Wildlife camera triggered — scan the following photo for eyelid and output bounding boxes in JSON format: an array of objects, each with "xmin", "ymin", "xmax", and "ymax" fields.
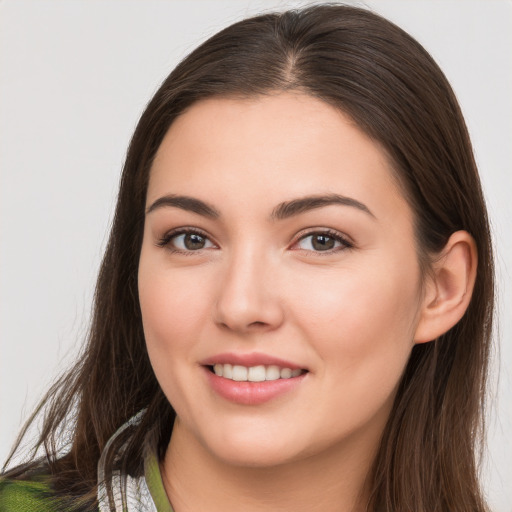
[
  {"xmin": 155, "ymin": 226, "xmax": 352, "ymax": 254},
  {"xmin": 156, "ymin": 226, "xmax": 218, "ymax": 252},
  {"xmin": 290, "ymin": 228, "xmax": 353, "ymax": 252}
]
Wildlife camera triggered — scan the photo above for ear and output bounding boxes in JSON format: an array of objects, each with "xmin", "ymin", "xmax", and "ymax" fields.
[{"xmin": 414, "ymin": 230, "xmax": 477, "ymax": 344}]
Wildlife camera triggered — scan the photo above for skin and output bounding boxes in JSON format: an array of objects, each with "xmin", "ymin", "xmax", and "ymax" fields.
[{"xmin": 137, "ymin": 93, "xmax": 477, "ymax": 512}]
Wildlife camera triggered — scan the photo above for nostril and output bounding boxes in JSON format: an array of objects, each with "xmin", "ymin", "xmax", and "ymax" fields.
[{"xmin": 248, "ymin": 321, "xmax": 267, "ymax": 328}]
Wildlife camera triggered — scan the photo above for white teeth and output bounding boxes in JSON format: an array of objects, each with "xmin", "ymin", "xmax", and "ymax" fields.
[
  {"xmin": 223, "ymin": 363, "xmax": 233, "ymax": 379},
  {"xmin": 232, "ymin": 365, "xmax": 248, "ymax": 381},
  {"xmin": 212, "ymin": 363, "xmax": 303, "ymax": 382},
  {"xmin": 280, "ymin": 368, "xmax": 292, "ymax": 379},
  {"xmin": 266, "ymin": 365, "xmax": 281, "ymax": 381},
  {"xmin": 248, "ymin": 365, "xmax": 266, "ymax": 382}
]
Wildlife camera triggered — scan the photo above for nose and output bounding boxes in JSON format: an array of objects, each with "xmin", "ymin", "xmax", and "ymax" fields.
[{"xmin": 213, "ymin": 248, "xmax": 284, "ymax": 334}]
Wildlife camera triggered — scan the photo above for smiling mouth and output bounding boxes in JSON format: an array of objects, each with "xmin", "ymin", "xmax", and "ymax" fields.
[{"xmin": 209, "ymin": 364, "xmax": 306, "ymax": 382}]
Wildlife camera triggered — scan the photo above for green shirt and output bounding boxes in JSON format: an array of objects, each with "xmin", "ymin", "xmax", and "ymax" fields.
[
  {"xmin": 1, "ymin": 414, "xmax": 174, "ymax": 512},
  {"xmin": 0, "ymin": 449, "xmax": 172, "ymax": 512},
  {"xmin": 0, "ymin": 471, "xmax": 60, "ymax": 512}
]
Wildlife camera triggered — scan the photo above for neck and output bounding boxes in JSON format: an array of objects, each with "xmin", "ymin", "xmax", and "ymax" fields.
[{"xmin": 161, "ymin": 419, "xmax": 378, "ymax": 512}]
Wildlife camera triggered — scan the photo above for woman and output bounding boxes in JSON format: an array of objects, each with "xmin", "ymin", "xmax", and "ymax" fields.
[{"xmin": 0, "ymin": 4, "xmax": 494, "ymax": 511}]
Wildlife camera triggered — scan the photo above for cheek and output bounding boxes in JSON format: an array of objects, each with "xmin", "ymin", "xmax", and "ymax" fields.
[
  {"xmin": 138, "ymin": 259, "xmax": 213, "ymax": 417},
  {"xmin": 295, "ymin": 260, "xmax": 418, "ymax": 326},
  {"xmin": 138, "ymin": 253, "xmax": 213, "ymax": 380},
  {"xmin": 139, "ymin": 257, "xmax": 206, "ymax": 337},
  {"xmin": 288, "ymin": 261, "xmax": 421, "ymax": 439},
  {"xmin": 289, "ymin": 257, "xmax": 421, "ymax": 379}
]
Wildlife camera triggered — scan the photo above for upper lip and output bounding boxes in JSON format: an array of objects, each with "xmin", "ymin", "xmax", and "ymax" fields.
[{"xmin": 200, "ymin": 352, "xmax": 306, "ymax": 370}]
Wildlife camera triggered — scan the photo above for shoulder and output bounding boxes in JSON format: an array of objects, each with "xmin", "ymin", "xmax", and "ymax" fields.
[
  {"xmin": 0, "ymin": 473, "xmax": 56, "ymax": 512},
  {"xmin": 0, "ymin": 471, "xmax": 97, "ymax": 512}
]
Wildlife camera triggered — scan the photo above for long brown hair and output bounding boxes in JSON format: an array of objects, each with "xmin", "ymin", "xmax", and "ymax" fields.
[{"xmin": 4, "ymin": 5, "xmax": 494, "ymax": 511}]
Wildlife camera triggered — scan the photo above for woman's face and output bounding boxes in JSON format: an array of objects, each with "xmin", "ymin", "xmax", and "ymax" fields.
[{"xmin": 138, "ymin": 93, "xmax": 426, "ymax": 468}]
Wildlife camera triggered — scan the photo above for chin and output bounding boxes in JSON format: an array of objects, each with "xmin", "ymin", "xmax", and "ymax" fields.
[
  {"xmin": 212, "ymin": 442, "xmax": 301, "ymax": 469},
  {"xmin": 197, "ymin": 423, "xmax": 308, "ymax": 469}
]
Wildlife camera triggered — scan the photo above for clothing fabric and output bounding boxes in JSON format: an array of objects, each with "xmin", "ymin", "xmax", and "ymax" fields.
[
  {"xmin": 0, "ymin": 413, "xmax": 173, "ymax": 512},
  {"xmin": 0, "ymin": 472, "xmax": 58, "ymax": 512}
]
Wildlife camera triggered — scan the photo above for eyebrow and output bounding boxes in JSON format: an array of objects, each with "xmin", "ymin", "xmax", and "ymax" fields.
[
  {"xmin": 146, "ymin": 195, "xmax": 220, "ymax": 218},
  {"xmin": 146, "ymin": 193, "xmax": 375, "ymax": 220},
  {"xmin": 271, "ymin": 194, "xmax": 375, "ymax": 220}
]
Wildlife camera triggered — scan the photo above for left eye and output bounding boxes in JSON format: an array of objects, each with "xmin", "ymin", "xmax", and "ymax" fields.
[
  {"xmin": 295, "ymin": 233, "xmax": 348, "ymax": 252},
  {"xmin": 170, "ymin": 232, "xmax": 215, "ymax": 251}
]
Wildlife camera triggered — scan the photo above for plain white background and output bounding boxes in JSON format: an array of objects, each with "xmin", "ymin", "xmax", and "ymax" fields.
[{"xmin": 1, "ymin": 0, "xmax": 510, "ymax": 509}]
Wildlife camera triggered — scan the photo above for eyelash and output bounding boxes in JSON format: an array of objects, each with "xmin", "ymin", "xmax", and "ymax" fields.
[
  {"xmin": 156, "ymin": 227, "xmax": 353, "ymax": 254},
  {"xmin": 292, "ymin": 229, "xmax": 353, "ymax": 254},
  {"xmin": 156, "ymin": 227, "xmax": 214, "ymax": 255}
]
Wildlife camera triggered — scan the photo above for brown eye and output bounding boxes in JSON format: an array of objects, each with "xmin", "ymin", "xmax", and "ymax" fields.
[
  {"xmin": 163, "ymin": 231, "xmax": 215, "ymax": 251},
  {"xmin": 183, "ymin": 233, "xmax": 207, "ymax": 250},
  {"xmin": 295, "ymin": 231, "xmax": 350, "ymax": 252},
  {"xmin": 311, "ymin": 234, "xmax": 335, "ymax": 251}
]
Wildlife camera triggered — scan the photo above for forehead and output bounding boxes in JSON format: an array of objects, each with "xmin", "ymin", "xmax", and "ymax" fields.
[
  {"xmin": 153, "ymin": 93, "xmax": 386, "ymax": 170},
  {"xmin": 148, "ymin": 93, "xmax": 409, "ymax": 223}
]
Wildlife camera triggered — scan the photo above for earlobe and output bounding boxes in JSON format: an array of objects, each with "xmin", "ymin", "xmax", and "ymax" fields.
[{"xmin": 414, "ymin": 231, "xmax": 477, "ymax": 344}]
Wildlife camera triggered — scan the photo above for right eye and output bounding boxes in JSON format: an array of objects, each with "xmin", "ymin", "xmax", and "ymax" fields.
[{"xmin": 157, "ymin": 229, "xmax": 216, "ymax": 252}]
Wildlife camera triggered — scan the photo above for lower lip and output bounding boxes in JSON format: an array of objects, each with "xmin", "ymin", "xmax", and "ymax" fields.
[{"xmin": 204, "ymin": 367, "xmax": 306, "ymax": 405}]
